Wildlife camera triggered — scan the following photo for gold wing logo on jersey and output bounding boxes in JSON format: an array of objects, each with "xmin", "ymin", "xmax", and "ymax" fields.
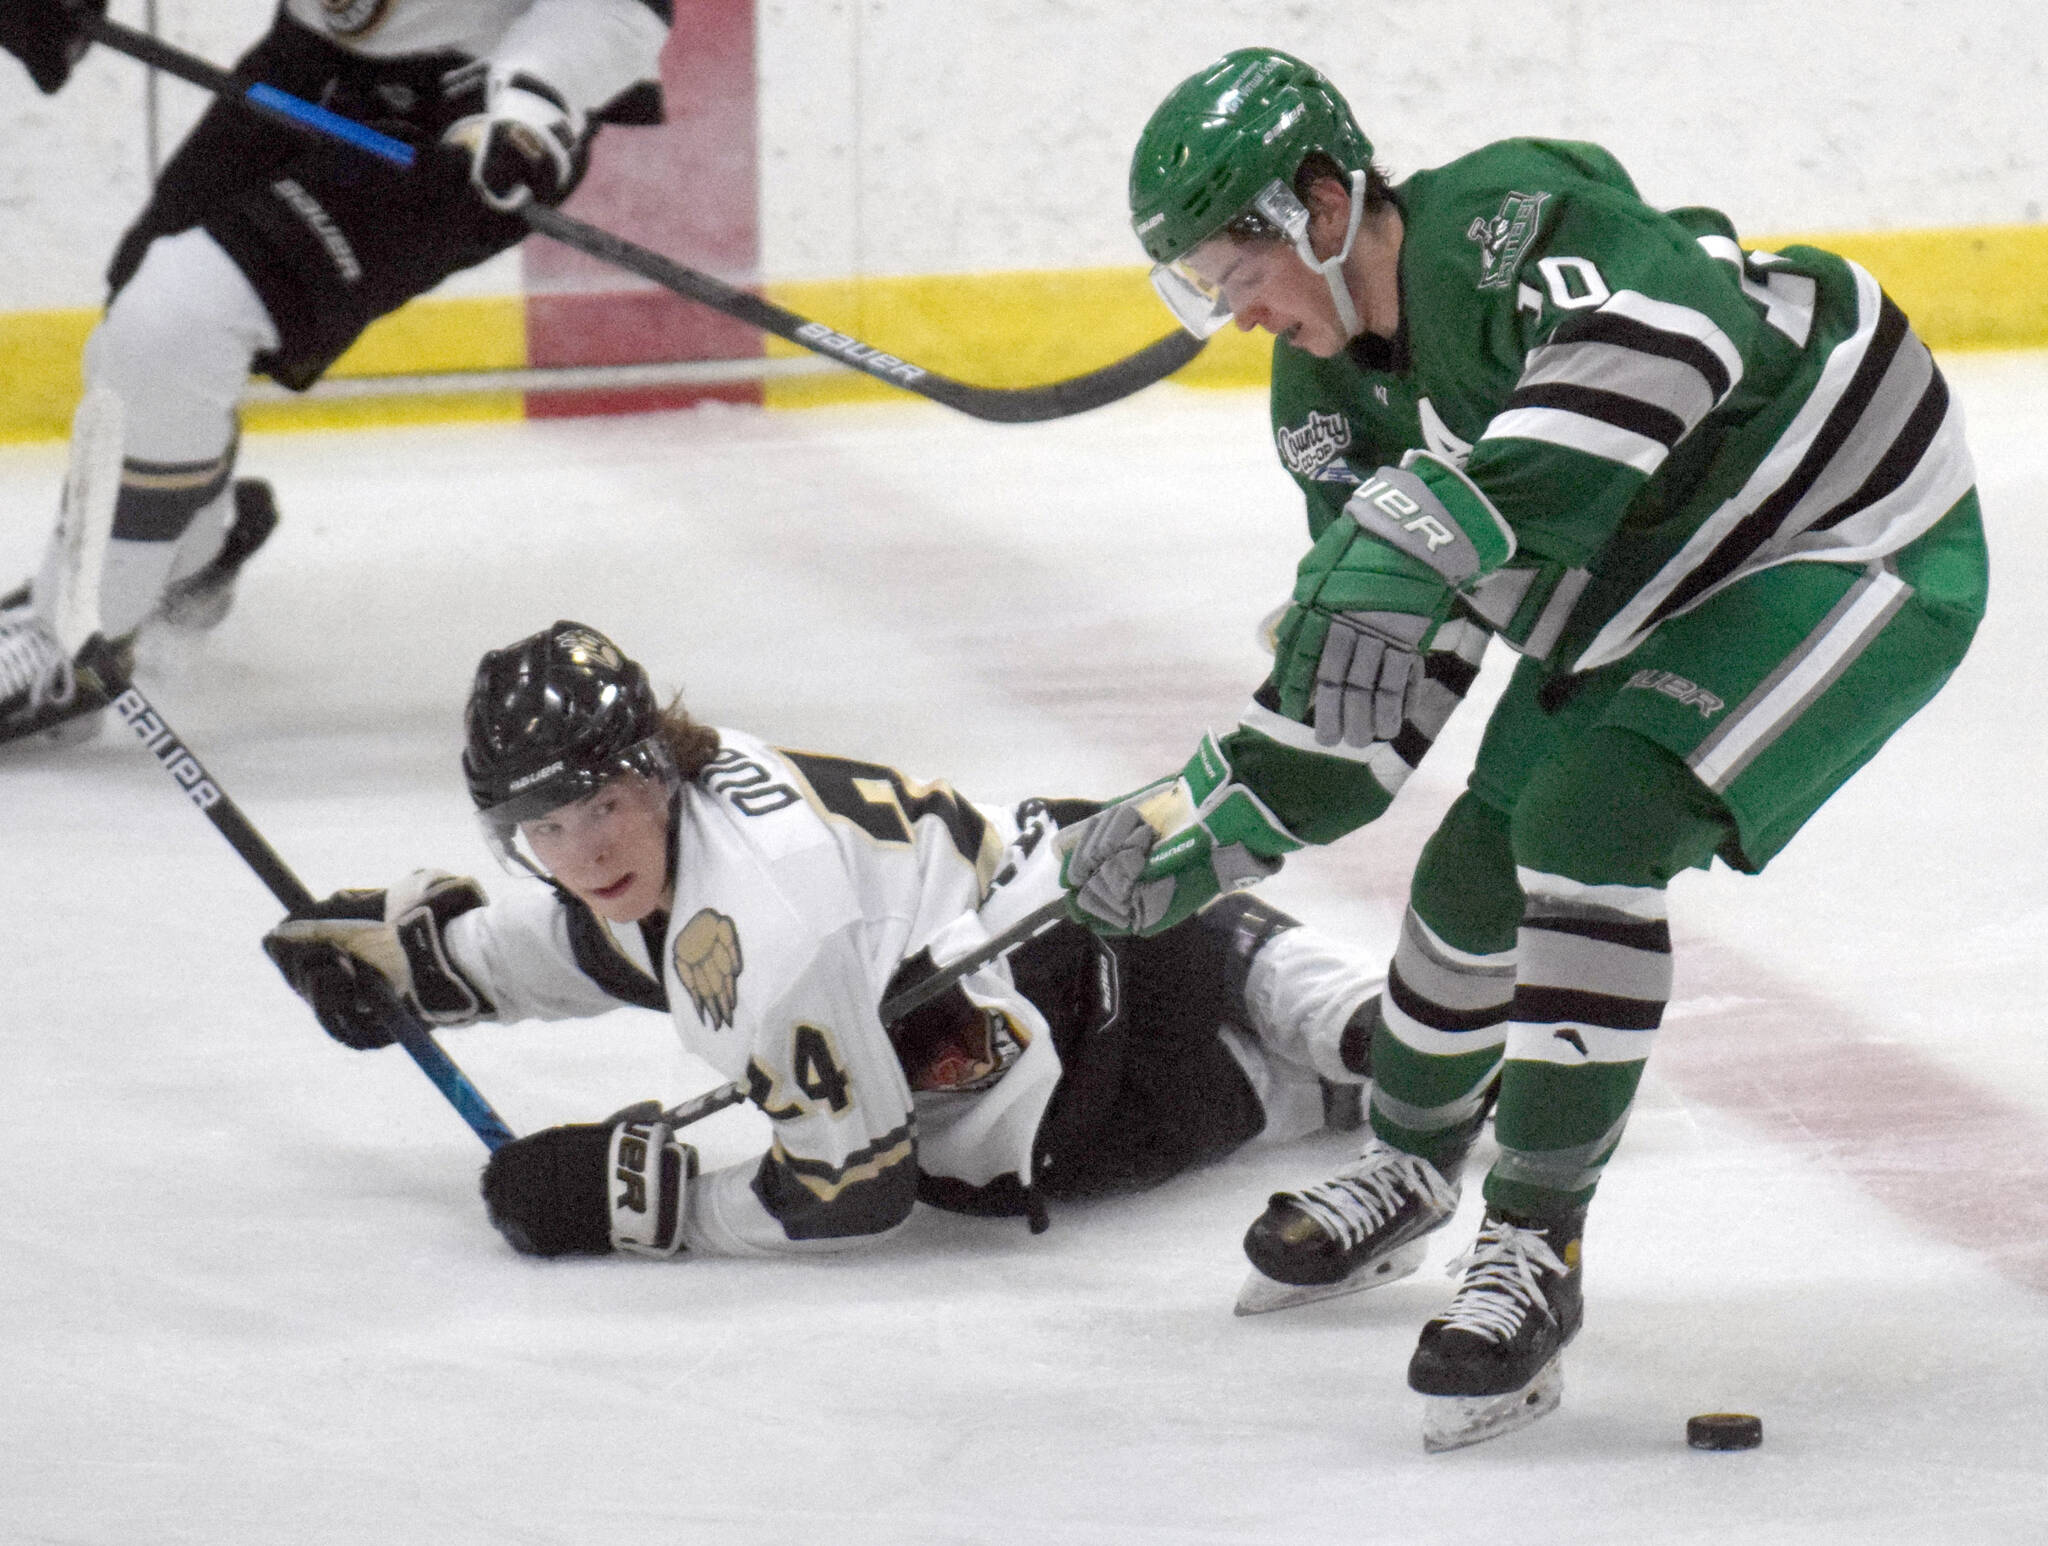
[
  {"xmin": 318, "ymin": 0, "xmax": 394, "ymax": 38},
  {"xmin": 673, "ymin": 909, "xmax": 743, "ymax": 1030}
]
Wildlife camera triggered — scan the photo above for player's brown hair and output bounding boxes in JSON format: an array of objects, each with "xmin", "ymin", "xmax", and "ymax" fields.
[
  {"xmin": 1295, "ymin": 150, "xmax": 1396, "ymax": 211},
  {"xmin": 657, "ymin": 695, "xmax": 722, "ymax": 781}
]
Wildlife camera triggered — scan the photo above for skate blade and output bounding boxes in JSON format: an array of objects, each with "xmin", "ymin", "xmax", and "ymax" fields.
[
  {"xmin": 1420, "ymin": 1356, "xmax": 1563, "ymax": 1453},
  {"xmin": 1234, "ymin": 1237, "xmax": 1427, "ymax": 1316},
  {"xmin": 41, "ymin": 709, "xmax": 106, "ymax": 746},
  {"xmin": 0, "ymin": 710, "xmax": 105, "ymax": 752}
]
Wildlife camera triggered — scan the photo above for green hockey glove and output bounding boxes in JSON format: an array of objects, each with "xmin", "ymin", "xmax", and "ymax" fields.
[
  {"xmin": 1277, "ymin": 455, "xmax": 1516, "ymax": 747},
  {"xmin": 1061, "ymin": 734, "xmax": 1303, "ymax": 936}
]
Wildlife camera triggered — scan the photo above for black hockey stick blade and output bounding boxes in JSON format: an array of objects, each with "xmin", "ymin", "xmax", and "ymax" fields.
[{"xmin": 518, "ymin": 205, "xmax": 1205, "ymax": 423}]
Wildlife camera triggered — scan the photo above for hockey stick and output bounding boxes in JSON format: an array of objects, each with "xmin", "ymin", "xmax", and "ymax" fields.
[
  {"xmin": 79, "ymin": 16, "xmax": 1205, "ymax": 423},
  {"xmin": 36, "ymin": 382, "xmax": 509, "ymax": 1146},
  {"xmin": 65, "ymin": 663, "xmax": 517, "ymax": 1151},
  {"xmin": 79, "ymin": 15, "xmax": 416, "ymax": 167},
  {"xmin": 879, "ymin": 894, "xmax": 1070, "ymax": 1024},
  {"xmin": 656, "ymin": 1081, "xmax": 747, "ymax": 1129},
  {"xmin": 657, "ymin": 893, "xmax": 1069, "ymax": 1131},
  {"xmin": 512, "ymin": 207, "xmax": 1206, "ymax": 424}
]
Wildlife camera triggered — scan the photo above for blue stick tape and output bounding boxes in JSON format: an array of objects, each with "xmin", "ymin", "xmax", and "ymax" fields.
[
  {"xmin": 245, "ymin": 82, "xmax": 418, "ymax": 168},
  {"xmin": 393, "ymin": 1021, "xmax": 516, "ymax": 1151}
]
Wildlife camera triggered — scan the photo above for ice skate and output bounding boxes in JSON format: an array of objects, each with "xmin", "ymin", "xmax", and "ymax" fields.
[
  {"xmin": 1409, "ymin": 1209, "xmax": 1584, "ymax": 1452},
  {"xmin": 0, "ymin": 609, "xmax": 128, "ymax": 746},
  {"xmin": 1, "ymin": 386, "xmax": 123, "ymax": 747},
  {"xmin": 1235, "ymin": 1137, "xmax": 1460, "ymax": 1315},
  {"xmin": 160, "ymin": 478, "xmax": 280, "ymax": 632}
]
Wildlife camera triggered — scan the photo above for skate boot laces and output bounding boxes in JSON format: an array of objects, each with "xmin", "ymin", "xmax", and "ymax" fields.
[
  {"xmin": 1436, "ymin": 1218, "xmax": 1571, "ymax": 1342},
  {"xmin": 1283, "ymin": 1139, "xmax": 1459, "ymax": 1250},
  {"xmin": 0, "ymin": 615, "xmax": 77, "ymax": 716}
]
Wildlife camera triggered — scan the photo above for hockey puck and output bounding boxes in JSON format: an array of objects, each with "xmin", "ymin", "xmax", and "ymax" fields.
[{"xmin": 1686, "ymin": 1412, "xmax": 1763, "ymax": 1450}]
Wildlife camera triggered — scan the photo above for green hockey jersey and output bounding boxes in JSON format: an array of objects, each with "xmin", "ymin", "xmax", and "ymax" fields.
[{"xmin": 1232, "ymin": 136, "xmax": 1976, "ymax": 843}]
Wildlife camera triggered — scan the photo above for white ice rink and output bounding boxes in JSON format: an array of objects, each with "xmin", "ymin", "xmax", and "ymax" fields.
[{"xmin": 3, "ymin": 355, "xmax": 2045, "ymax": 1545}]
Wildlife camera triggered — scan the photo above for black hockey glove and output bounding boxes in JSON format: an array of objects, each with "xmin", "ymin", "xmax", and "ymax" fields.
[
  {"xmin": 481, "ymin": 1109, "xmax": 697, "ymax": 1258},
  {"xmin": 442, "ymin": 69, "xmax": 584, "ymax": 212},
  {"xmin": 263, "ymin": 871, "xmax": 495, "ymax": 1050},
  {"xmin": 0, "ymin": 0, "xmax": 107, "ymax": 94}
]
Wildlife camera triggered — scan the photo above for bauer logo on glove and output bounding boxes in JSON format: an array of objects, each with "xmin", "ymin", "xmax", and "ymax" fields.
[{"xmin": 1272, "ymin": 451, "xmax": 1519, "ymax": 748}]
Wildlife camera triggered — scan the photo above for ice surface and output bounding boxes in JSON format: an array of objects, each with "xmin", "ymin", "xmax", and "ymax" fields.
[{"xmin": 2, "ymin": 357, "xmax": 2044, "ymax": 1544}]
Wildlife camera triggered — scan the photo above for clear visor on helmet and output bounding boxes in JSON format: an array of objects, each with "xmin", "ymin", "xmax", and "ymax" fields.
[
  {"xmin": 1148, "ymin": 178, "xmax": 1316, "ymax": 337},
  {"xmin": 475, "ymin": 733, "xmax": 679, "ymax": 879}
]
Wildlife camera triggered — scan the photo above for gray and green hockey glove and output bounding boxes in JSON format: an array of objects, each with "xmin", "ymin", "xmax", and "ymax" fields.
[
  {"xmin": 1061, "ymin": 734, "xmax": 1303, "ymax": 936},
  {"xmin": 262, "ymin": 870, "xmax": 495, "ymax": 1049},
  {"xmin": 1277, "ymin": 455, "xmax": 1515, "ymax": 748}
]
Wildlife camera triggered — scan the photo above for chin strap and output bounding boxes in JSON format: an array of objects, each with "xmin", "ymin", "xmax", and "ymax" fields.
[{"xmin": 1292, "ymin": 169, "xmax": 1368, "ymax": 340}]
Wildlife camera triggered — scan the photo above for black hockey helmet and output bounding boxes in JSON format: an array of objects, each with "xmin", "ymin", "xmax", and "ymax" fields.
[{"xmin": 463, "ymin": 621, "xmax": 675, "ymax": 864}]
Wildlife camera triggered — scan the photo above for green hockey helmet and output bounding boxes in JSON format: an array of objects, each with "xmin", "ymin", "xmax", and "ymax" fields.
[
  {"xmin": 1130, "ymin": 49, "xmax": 1376, "ymax": 338},
  {"xmin": 1130, "ymin": 49, "xmax": 1374, "ymax": 264}
]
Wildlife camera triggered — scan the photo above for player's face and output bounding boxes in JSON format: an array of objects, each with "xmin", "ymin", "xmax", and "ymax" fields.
[
  {"xmin": 519, "ymin": 772, "xmax": 673, "ymax": 923},
  {"xmin": 1182, "ymin": 233, "xmax": 1352, "ymax": 357},
  {"xmin": 1179, "ymin": 184, "xmax": 1368, "ymax": 356}
]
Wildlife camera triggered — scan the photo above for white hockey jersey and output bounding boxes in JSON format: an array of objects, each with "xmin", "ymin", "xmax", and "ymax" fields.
[
  {"xmin": 445, "ymin": 730, "xmax": 1068, "ymax": 1258},
  {"xmin": 280, "ymin": 0, "xmax": 670, "ymax": 120}
]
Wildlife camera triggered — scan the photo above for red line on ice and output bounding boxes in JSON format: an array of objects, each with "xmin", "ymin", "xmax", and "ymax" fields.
[{"xmin": 1657, "ymin": 939, "xmax": 2048, "ymax": 1296}]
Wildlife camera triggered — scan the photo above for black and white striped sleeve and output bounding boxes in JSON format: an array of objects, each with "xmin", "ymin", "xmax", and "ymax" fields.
[{"xmin": 1486, "ymin": 290, "xmax": 1744, "ymax": 479}]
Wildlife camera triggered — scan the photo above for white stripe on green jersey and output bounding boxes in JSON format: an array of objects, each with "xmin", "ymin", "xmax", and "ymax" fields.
[
  {"xmin": 1234, "ymin": 137, "xmax": 1979, "ymax": 843},
  {"xmin": 1486, "ymin": 289, "xmax": 1744, "ymax": 480},
  {"xmin": 1687, "ymin": 565, "xmax": 1913, "ymax": 791},
  {"xmin": 1577, "ymin": 261, "xmax": 1975, "ymax": 669}
]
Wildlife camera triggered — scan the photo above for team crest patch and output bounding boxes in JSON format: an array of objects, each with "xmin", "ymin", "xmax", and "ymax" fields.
[
  {"xmin": 1466, "ymin": 191, "xmax": 1548, "ymax": 291},
  {"xmin": 1276, "ymin": 410, "xmax": 1353, "ymax": 480},
  {"xmin": 318, "ymin": 0, "xmax": 394, "ymax": 38},
  {"xmin": 673, "ymin": 909, "xmax": 743, "ymax": 1030}
]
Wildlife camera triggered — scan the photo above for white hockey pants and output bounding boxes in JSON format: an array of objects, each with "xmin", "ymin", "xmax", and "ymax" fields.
[{"xmin": 58, "ymin": 228, "xmax": 280, "ymax": 637}]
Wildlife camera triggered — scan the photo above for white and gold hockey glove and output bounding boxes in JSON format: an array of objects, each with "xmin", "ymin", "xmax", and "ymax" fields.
[
  {"xmin": 262, "ymin": 870, "xmax": 494, "ymax": 1050},
  {"xmin": 443, "ymin": 69, "xmax": 583, "ymax": 212}
]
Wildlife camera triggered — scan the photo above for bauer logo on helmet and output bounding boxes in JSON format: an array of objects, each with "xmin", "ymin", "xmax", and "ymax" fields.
[{"xmin": 508, "ymin": 759, "xmax": 567, "ymax": 795}]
